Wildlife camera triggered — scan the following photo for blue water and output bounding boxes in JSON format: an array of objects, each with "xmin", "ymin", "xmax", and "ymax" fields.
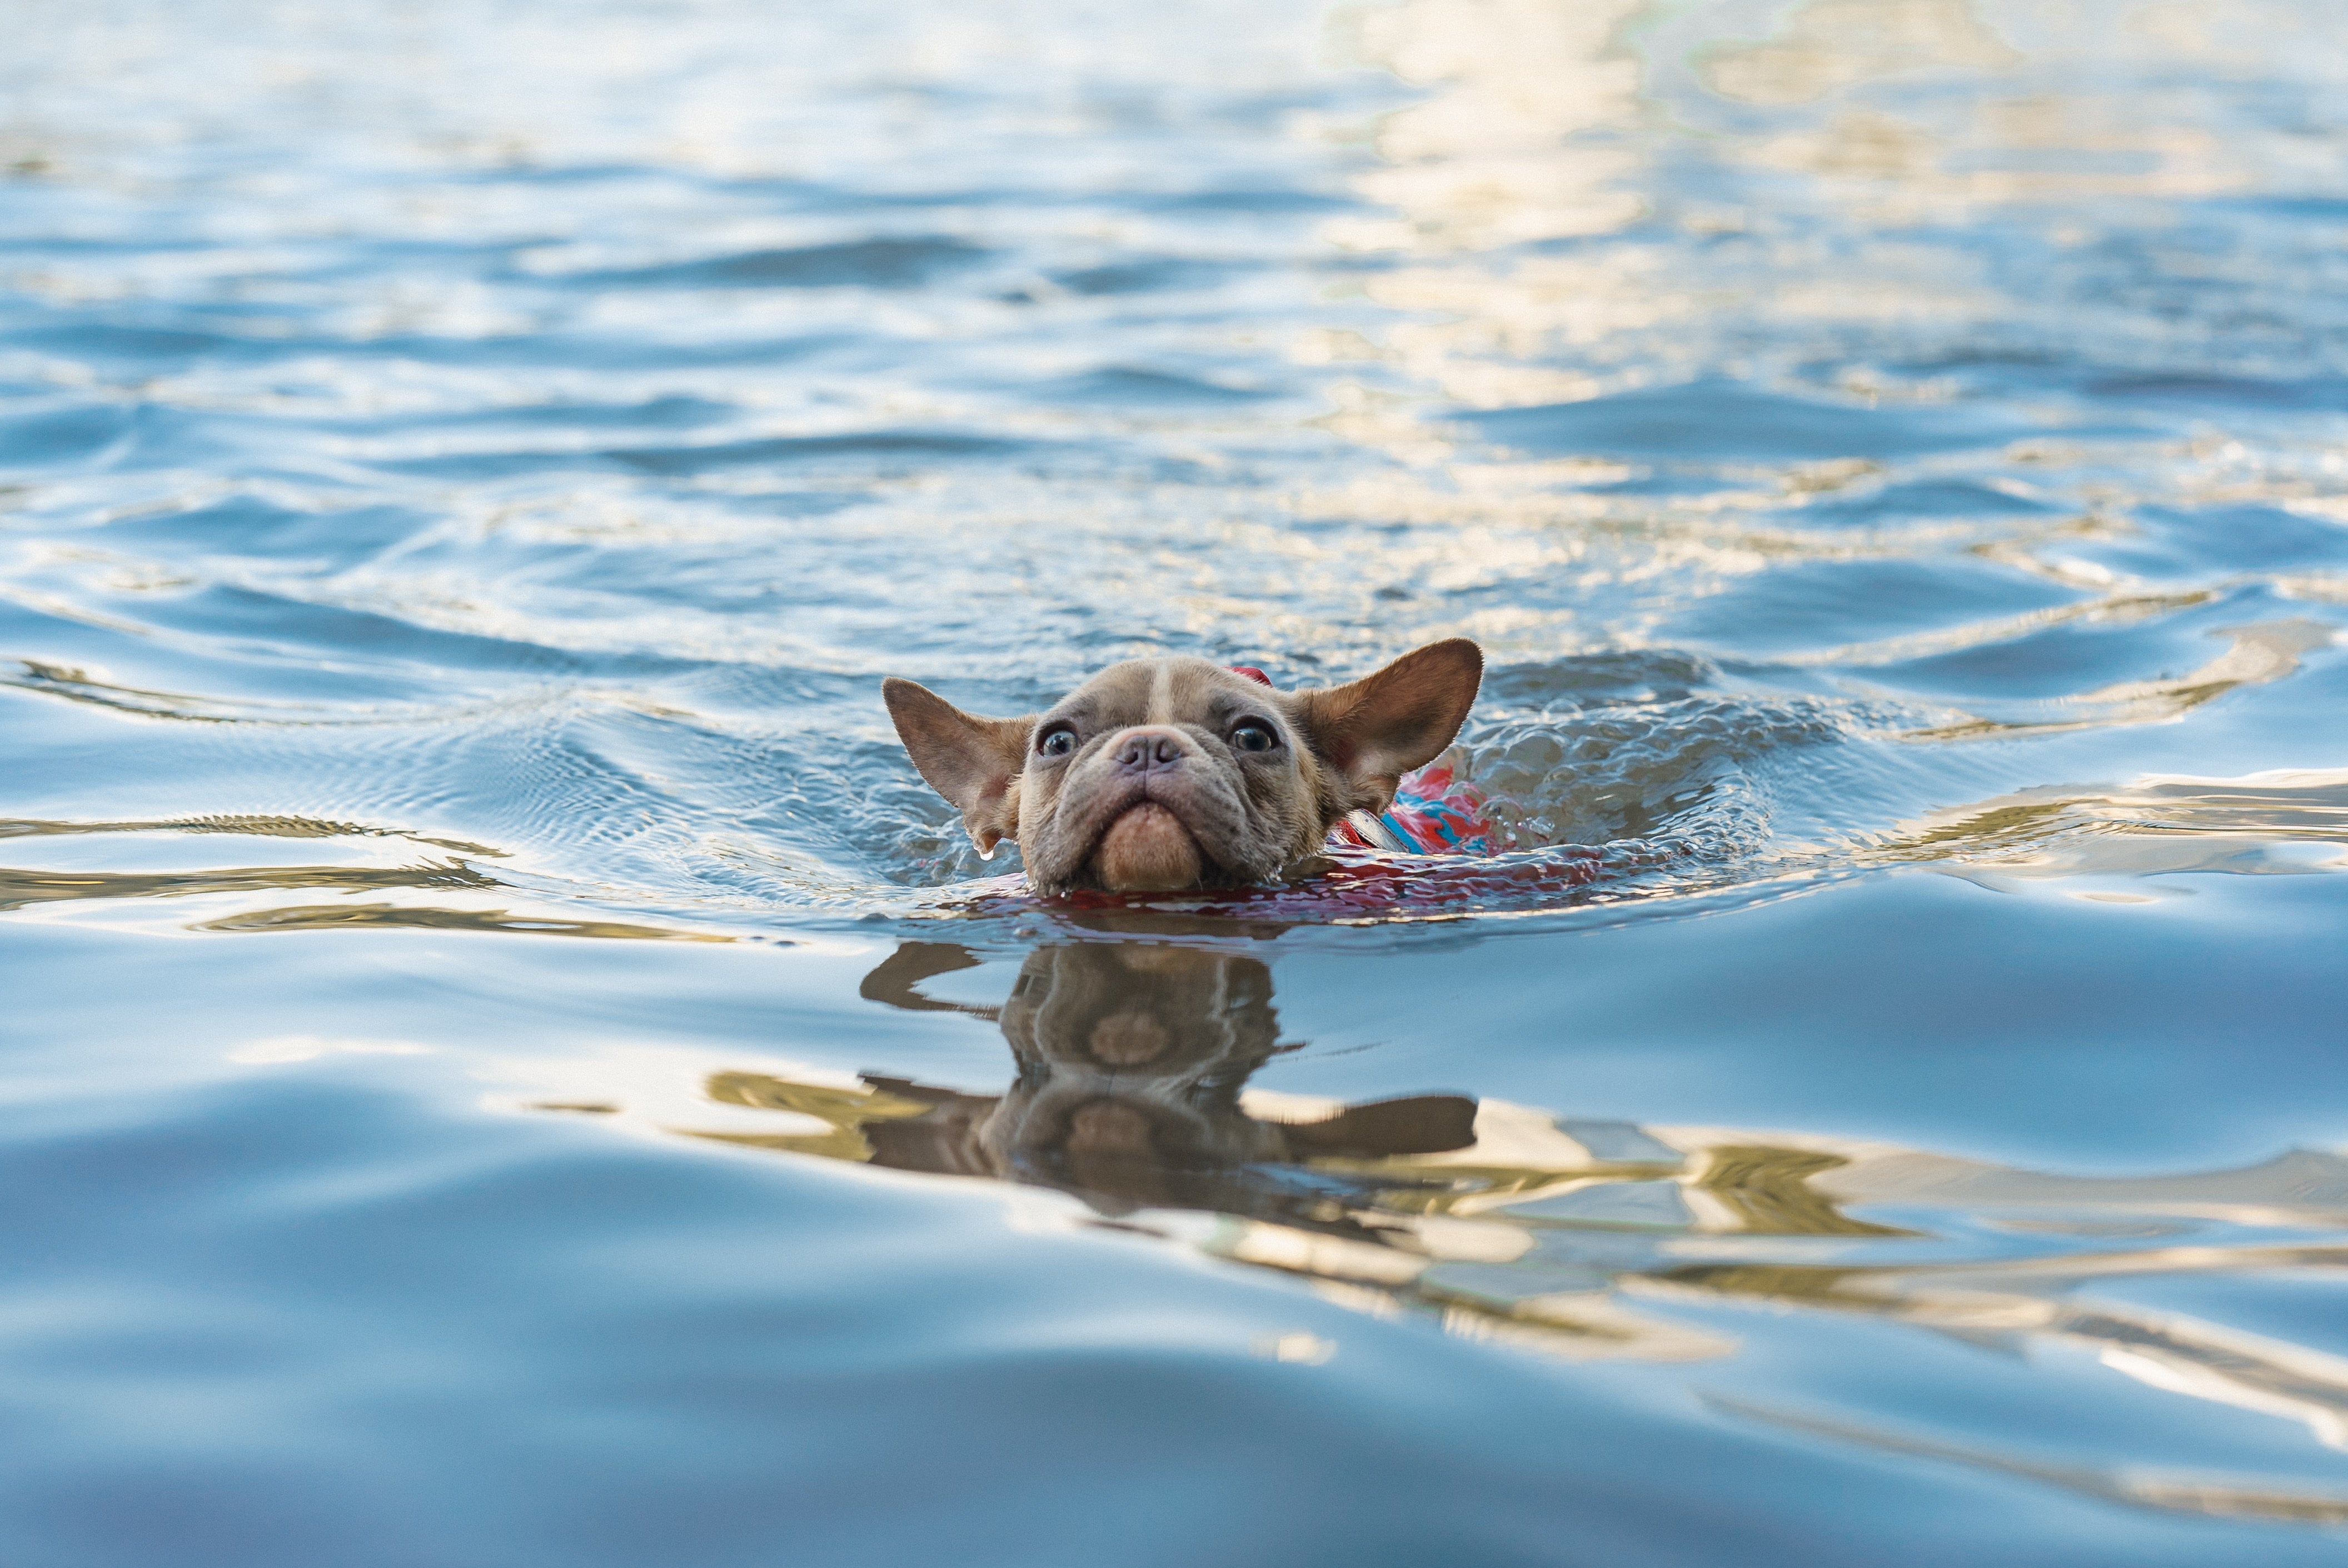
[{"xmin": 6, "ymin": 1, "xmax": 2348, "ymax": 1561}]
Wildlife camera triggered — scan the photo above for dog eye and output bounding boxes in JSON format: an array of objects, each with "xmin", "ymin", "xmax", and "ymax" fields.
[
  {"xmin": 1230, "ymin": 722, "xmax": 1278, "ymax": 753},
  {"xmin": 1036, "ymin": 726, "xmax": 1076, "ymax": 757}
]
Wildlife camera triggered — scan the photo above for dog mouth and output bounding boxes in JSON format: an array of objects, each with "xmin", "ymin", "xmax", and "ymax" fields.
[{"xmin": 1088, "ymin": 801, "xmax": 1208, "ymax": 892}]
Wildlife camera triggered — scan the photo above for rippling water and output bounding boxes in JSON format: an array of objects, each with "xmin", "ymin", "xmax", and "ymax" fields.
[{"xmin": 7, "ymin": 1, "xmax": 2348, "ymax": 1561}]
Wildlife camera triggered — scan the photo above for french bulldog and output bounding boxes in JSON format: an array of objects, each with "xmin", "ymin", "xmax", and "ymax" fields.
[{"xmin": 883, "ymin": 639, "xmax": 1483, "ymax": 893}]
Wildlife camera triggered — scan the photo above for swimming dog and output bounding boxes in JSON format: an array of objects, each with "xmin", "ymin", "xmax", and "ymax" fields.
[{"xmin": 883, "ymin": 639, "xmax": 1484, "ymax": 893}]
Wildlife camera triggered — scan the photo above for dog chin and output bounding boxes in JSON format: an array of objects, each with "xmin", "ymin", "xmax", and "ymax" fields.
[{"xmin": 1088, "ymin": 802, "xmax": 1205, "ymax": 892}]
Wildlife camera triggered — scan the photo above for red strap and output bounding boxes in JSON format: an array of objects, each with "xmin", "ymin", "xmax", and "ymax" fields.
[{"xmin": 1228, "ymin": 665, "xmax": 1272, "ymax": 686}]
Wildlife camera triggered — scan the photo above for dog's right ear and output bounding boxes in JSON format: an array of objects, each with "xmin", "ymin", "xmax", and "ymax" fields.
[
  {"xmin": 1295, "ymin": 637, "xmax": 1483, "ymax": 813},
  {"xmin": 882, "ymin": 678, "xmax": 1033, "ymax": 858}
]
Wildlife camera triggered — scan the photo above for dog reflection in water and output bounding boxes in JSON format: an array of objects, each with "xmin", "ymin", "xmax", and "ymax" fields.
[
  {"xmin": 677, "ymin": 936, "xmax": 2348, "ymax": 1519},
  {"xmin": 759, "ymin": 940, "xmax": 1477, "ymax": 1227}
]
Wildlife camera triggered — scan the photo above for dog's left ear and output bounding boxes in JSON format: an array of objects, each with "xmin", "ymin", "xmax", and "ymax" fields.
[
  {"xmin": 1297, "ymin": 638, "xmax": 1483, "ymax": 812},
  {"xmin": 882, "ymin": 678, "xmax": 1033, "ymax": 857}
]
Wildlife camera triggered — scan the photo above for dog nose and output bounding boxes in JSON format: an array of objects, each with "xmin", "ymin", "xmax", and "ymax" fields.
[{"xmin": 1111, "ymin": 727, "xmax": 1187, "ymax": 773}]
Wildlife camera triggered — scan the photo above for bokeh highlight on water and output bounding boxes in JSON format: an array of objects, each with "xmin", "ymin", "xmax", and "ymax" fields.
[{"xmin": 5, "ymin": 1, "xmax": 2348, "ymax": 1562}]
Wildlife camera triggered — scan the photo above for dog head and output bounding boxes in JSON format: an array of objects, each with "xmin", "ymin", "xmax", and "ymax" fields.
[{"xmin": 883, "ymin": 638, "xmax": 1482, "ymax": 893}]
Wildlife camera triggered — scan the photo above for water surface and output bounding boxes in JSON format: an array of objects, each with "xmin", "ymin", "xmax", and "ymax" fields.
[{"xmin": 6, "ymin": 1, "xmax": 2348, "ymax": 1562}]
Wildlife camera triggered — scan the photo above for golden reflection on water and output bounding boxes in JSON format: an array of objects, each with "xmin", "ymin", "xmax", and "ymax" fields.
[
  {"xmin": 1332, "ymin": 0, "xmax": 1646, "ymax": 255},
  {"xmin": 1711, "ymin": 1393, "xmax": 2348, "ymax": 1527},
  {"xmin": 1696, "ymin": 0, "xmax": 2019, "ymax": 108},
  {"xmin": 1870, "ymin": 766, "xmax": 2348, "ymax": 883},
  {"xmin": 4, "ymin": 659, "xmax": 329, "ymax": 725},
  {"xmin": 0, "ymin": 815, "xmax": 732, "ymax": 939},
  {"xmin": 188, "ymin": 902, "xmax": 731, "ymax": 940},
  {"xmin": 0, "ymin": 858, "xmax": 498, "ymax": 912},
  {"xmin": 1315, "ymin": 0, "xmax": 1653, "ymax": 431},
  {"xmin": 546, "ymin": 934, "xmax": 2348, "ymax": 1519},
  {"xmin": 0, "ymin": 813, "xmax": 501, "ymax": 853},
  {"xmin": 1694, "ymin": 0, "xmax": 2256, "ymax": 213}
]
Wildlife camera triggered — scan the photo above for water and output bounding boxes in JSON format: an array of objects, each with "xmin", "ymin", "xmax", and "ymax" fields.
[{"xmin": 5, "ymin": 0, "xmax": 2348, "ymax": 1560}]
